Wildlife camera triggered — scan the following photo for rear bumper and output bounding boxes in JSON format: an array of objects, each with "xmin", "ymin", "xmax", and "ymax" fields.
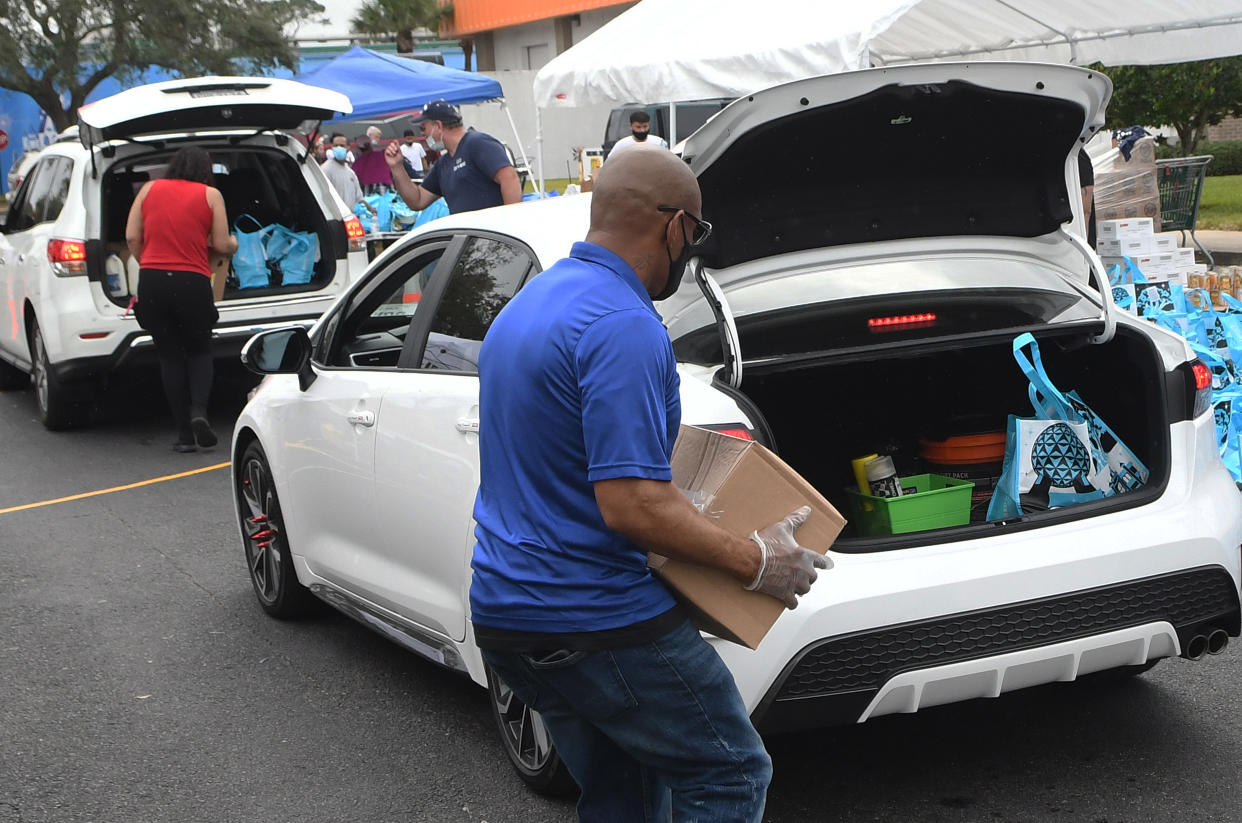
[
  {"xmin": 52, "ymin": 315, "xmax": 319, "ymax": 382},
  {"xmin": 751, "ymin": 566, "xmax": 1239, "ymax": 733}
]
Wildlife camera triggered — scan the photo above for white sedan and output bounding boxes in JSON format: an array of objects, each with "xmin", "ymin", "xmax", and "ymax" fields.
[{"xmin": 232, "ymin": 62, "xmax": 1242, "ymax": 793}]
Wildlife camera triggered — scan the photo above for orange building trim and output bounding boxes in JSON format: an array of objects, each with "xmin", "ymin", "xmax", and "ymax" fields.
[{"xmin": 441, "ymin": 0, "xmax": 631, "ymax": 36}]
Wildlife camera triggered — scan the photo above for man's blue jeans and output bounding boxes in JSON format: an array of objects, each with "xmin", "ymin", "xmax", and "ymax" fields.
[{"xmin": 481, "ymin": 618, "xmax": 772, "ymax": 822}]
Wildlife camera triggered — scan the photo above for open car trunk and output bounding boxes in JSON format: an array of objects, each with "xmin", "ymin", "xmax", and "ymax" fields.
[
  {"xmin": 96, "ymin": 145, "xmax": 337, "ymax": 304},
  {"xmin": 730, "ymin": 324, "xmax": 1170, "ymax": 548}
]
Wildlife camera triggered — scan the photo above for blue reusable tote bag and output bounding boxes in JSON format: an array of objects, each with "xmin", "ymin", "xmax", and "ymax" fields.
[
  {"xmin": 988, "ymin": 334, "xmax": 1140, "ymax": 520},
  {"xmin": 1017, "ymin": 332, "xmax": 1149, "ymax": 497},
  {"xmin": 265, "ymin": 225, "xmax": 318, "ymax": 286},
  {"xmin": 232, "ymin": 214, "xmax": 274, "ymax": 289}
]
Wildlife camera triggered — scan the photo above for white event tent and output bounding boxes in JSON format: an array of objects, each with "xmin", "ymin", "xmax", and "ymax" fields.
[{"xmin": 531, "ymin": 0, "xmax": 1242, "ymax": 187}]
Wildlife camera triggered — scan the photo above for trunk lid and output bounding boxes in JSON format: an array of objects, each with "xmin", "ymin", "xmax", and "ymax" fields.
[
  {"xmin": 680, "ymin": 62, "xmax": 1110, "ymax": 267},
  {"xmin": 670, "ymin": 63, "xmax": 1116, "ymax": 370},
  {"xmin": 77, "ymin": 77, "xmax": 352, "ymax": 147}
]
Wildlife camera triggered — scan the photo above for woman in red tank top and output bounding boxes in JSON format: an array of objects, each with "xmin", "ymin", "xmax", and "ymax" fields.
[{"xmin": 125, "ymin": 146, "xmax": 239, "ymax": 452}]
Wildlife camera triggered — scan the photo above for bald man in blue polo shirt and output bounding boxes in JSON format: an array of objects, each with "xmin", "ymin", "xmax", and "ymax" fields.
[{"xmin": 470, "ymin": 149, "xmax": 827, "ymax": 822}]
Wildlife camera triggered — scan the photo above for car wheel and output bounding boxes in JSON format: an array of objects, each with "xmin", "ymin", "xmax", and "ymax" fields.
[
  {"xmin": 0, "ymin": 356, "xmax": 29, "ymax": 390},
  {"xmin": 486, "ymin": 664, "xmax": 578, "ymax": 797},
  {"xmin": 29, "ymin": 319, "xmax": 94, "ymax": 429},
  {"xmin": 236, "ymin": 440, "xmax": 313, "ymax": 618}
]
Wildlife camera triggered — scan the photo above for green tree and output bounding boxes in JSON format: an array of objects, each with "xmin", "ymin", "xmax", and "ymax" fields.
[
  {"xmin": 351, "ymin": 0, "xmax": 442, "ymax": 54},
  {"xmin": 0, "ymin": 0, "xmax": 324, "ymax": 132},
  {"xmin": 1103, "ymin": 57, "xmax": 1242, "ymax": 155}
]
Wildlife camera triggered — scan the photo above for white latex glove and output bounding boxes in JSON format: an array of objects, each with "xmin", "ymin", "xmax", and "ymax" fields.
[{"xmin": 743, "ymin": 506, "xmax": 831, "ymax": 609}]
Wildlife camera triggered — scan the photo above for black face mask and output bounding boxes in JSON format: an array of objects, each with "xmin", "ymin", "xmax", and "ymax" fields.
[
  {"xmin": 631, "ymin": 130, "xmax": 649, "ymax": 141},
  {"xmin": 654, "ymin": 229, "xmax": 692, "ymax": 301}
]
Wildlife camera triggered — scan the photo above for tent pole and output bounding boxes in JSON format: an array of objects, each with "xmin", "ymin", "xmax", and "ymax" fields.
[
  {"xmin": 536, "ymin": 106, "xmax": 546, "ymax": 196},
  {"xmin": 501, "ymin": 99, "xmax": 541, "ymax": 195}
]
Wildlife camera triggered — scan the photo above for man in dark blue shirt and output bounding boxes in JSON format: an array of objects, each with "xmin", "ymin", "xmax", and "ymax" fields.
[
  {"xmin": 384, "ymin": 99, "xmax": 522, "ymax": 214},
  {"xmin": 470, "ymin": 148, "xmax": 826, "ymax": 821}
]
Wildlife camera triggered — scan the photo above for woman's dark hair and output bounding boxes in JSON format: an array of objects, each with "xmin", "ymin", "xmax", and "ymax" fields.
[{"xmin": 165, "ymin": 146, "xmax": 214, "ymax": 185}]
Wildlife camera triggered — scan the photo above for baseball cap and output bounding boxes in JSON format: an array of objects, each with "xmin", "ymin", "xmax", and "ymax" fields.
[{"xmin": 411, "ymin": 99, "xmax": 461, "ymax": 125}]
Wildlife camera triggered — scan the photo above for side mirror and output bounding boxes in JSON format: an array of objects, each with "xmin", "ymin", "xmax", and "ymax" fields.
[{"xmin": 240, "ymin": 326, "xmax": 316, "ymax": 390}]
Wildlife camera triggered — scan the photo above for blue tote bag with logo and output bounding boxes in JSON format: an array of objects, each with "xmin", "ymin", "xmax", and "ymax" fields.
[{"xmin": 988, "ymin": 334, "xmax": 1147, "ymax": 520}]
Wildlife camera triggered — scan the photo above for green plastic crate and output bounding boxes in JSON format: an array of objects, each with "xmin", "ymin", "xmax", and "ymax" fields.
[{"xmin": 844, "ymin": 474, "xmax": 975, "ymax": 536}]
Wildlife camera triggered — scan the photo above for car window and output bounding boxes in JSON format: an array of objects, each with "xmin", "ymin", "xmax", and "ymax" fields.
[
  {"xmin": 4, "ymin": 160, "xmax": 45, "ymax": 232},
  {"xmin": 420, "ymin": 236, "xmax": 534, "ymax": 372},
  {"xmin": 325, "ymin": 246, "xmax": 446, "ymax": 369},
  {"xmin": 33, "ymin": 157, "xmax": 73, "ymax": 223}
]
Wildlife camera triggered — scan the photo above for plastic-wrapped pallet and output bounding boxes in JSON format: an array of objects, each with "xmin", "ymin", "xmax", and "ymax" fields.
[{"xmin": 1091, "ymin": 137, "xmax": 1161, "ymax": 226}]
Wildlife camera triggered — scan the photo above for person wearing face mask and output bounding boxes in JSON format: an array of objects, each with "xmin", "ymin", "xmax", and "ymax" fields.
[
  {"xmin": 606, "ymin": 110, "xmax": 670, "ymax": 161},
  {"xmin": 320, "ymin": 142, "xmax": 374, "ymax": 217},
  {"xmin": 468, "ymin": 148, "xmax": 825, "ymax": 823},
  {"xmin": 384, "ymin": 99, "xmax": 522, "ymax": 214}
]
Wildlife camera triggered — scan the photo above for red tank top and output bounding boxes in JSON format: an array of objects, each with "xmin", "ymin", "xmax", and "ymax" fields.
[{"xmin": 140, "ymin": 178, "xmax": 213, "ymax": 277}]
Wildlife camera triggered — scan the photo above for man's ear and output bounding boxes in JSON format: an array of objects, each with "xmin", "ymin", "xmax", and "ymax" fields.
[{"xmin": 663, "ymin": 209, "xmax": 681, "ymax": 247}]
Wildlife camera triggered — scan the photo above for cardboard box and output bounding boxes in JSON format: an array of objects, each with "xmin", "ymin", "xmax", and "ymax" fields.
[
  {"xmin": 1151, "ymin": 233, "xmax": 1179, "ymax": 252},
  {"xmin": 209, "ymin": 252, "xmax": 230, "ymax": 302},
  {"xmin": 1118, "ymin": 236, "xmax": 1153, "ymax": 257},
  {"xmin": 648, "ymin": 425, "xmax": 846, "ymax": 649},
  {"xmin": 1095, "ymin": 238, "xmax": 1122, "ymax": 256},
  {"xmin": 1098, "ymin": 218, "xmax": 1154, "ymax": 240}
]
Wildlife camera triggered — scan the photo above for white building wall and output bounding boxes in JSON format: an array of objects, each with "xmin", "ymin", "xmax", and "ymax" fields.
[
  {"xmin": 461, "ymin": 4, "xmax": 638, "ymax": 187},
  {"xmin": 491, "ymin": 5, "xmax": 633, "ymax": 70}
]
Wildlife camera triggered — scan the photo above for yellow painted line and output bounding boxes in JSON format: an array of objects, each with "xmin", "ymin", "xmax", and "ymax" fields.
[{"xmin": 0, "ymin": 461, "xmax": 230, "ymax": 515}]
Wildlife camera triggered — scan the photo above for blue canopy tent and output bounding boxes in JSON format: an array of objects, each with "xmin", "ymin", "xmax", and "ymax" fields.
[
  {"xmin": 294, "ymin": 46, "xmax": 536, "ymax": 190},
  {"xmin": 295, "ymin": 46, "xmax": 502, "ymax": 121}
]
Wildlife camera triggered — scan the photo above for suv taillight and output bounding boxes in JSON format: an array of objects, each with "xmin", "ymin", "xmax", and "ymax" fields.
[
  {"xmin": 47, "ymin": 239, "xmax": 87, "ymax": 276},
  {"xmin": 344, "ymin": 216, "xmax": 365, "ymax": 252}
]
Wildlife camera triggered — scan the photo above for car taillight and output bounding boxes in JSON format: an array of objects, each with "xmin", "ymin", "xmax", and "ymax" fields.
[
  {"xmin": 868, "ymin": 312, "xmax": 936, "ymax": 331},
  {"xmin": 344, "ymin": 216, "xmax": 365, "ymax": 252},
  {"xmin": 48, "ymin": 239, "xmax": 87, "ymax": 276},
  {"xmin": 699, "ymin": 423, "xmax": 755, "ymax": 441},
  {"xmin": 1192, "ymin": 359, "xmax": 1212, "ymax": 418}
]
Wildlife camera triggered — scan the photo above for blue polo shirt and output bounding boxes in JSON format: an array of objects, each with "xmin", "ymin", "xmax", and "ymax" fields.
[
  {"xmin": 421, "ymin": 130, "xmax": 511, "ymax": 213},
  {"xmin": 469, "ymin": 242, "xmax": 680, "ymax": 635}
]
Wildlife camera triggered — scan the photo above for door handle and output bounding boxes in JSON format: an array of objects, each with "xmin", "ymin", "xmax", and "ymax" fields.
[
  {"xmin": 455, "ymin": 417, "xmax": 479, "ymax": 434},
  {"xmin": 346, "ymin": 410, "xmax": 375, "ymax": 427}
]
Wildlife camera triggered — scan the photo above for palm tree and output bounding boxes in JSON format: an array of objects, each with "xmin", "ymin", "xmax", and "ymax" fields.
[{"xmin": 351, "ymin": 0, "xmax": 442, "ymax": 54}]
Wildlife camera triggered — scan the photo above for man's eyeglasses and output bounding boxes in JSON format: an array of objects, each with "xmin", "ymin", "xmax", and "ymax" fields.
[{"xmin": 657, "ymin": 206, "xmax": 713, "ymax": 246}]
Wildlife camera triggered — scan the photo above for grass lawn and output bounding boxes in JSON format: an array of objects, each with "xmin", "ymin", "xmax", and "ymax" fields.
[
  {"xmin": 1190, "ymin": 175, "xmax": 1242, "ymax": 231},
  {"xmin": 523, "ymin": 177, "xmax": 575, "ymax": 195}
]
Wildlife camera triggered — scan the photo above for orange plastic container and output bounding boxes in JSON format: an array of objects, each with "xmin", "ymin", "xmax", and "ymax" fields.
[{"xmin": 918, "ymin": 432, "xmax": 1006, "ymax": 466}]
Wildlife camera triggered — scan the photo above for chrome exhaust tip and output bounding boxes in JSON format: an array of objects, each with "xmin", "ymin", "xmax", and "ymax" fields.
[
  {"xmin": 1207, "ymin": 629, "xmax": 1230, "ymax": 656},
  {"xmin": 1184, "ymin": 634, "xmax": 1209, "ymax": 661}
]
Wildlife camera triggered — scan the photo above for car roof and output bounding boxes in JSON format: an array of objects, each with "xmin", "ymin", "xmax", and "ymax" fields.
[{"xmin": 403, "ymin": 193, "xmax": 590, "ymax": 267}]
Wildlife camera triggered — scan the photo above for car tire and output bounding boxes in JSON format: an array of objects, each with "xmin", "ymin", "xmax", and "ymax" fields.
[
  {"xmin": 0, "ymin": 356, "xmax": 29, "ymax": 390},
  {"xmin": 236, "ymin": 440, "xmax": 314, "ymax": 619},
  {"xmin": 29, "ymin": 319, "xmax": 94, "ymax": 429},
  {"xmin": 486, "ymin": 664, "xmax": 578, "ymax": 797}
]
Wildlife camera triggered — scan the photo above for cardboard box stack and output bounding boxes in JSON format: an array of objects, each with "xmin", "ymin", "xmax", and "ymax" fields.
[
  {"xmin": 1097, "ymin": 218, "xmax": 1209, "ymax": 314},
  {"xmin": 1092, "ymin": 137, "xmax": 1161, "ymax": 225}
]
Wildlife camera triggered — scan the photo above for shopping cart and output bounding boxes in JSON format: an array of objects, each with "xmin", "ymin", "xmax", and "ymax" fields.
[{"xmin": 1155, "ymin": 155, "xmax": 1214, "ymax": 267}]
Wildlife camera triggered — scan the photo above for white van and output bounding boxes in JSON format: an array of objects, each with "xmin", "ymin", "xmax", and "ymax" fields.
[{"xmin": 0, "ymin": 76, "xmax": 370, "ymax": 428}]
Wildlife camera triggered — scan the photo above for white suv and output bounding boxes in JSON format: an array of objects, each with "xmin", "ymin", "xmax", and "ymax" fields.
[{"xmin": 0, "ymin": 76, "xmax": 370, "ymax": 428}]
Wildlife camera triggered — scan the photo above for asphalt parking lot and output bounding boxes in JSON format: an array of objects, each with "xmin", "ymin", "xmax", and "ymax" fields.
[{"xmin": 2, "ymin": 365, "xmax": 1241, "ymax": 822}]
